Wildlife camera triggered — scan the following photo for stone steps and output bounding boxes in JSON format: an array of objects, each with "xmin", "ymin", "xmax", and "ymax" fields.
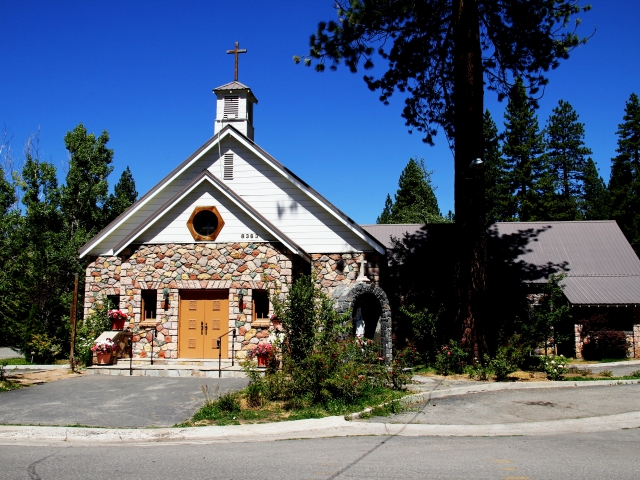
[{"xmin": 86, "ymin": 358, "xmax": 250, "ymax": 378}]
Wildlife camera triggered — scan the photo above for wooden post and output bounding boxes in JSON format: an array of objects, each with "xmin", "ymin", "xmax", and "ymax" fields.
[{"xmin": 69, "ymin": 273, "xmax": 79, "ymax": 371}]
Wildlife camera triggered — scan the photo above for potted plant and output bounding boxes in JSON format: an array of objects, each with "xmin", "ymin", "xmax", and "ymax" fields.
[
  {"xmin": 91, "ymin": 338, "xmax": 116, "ymax": 365},
  {"xmin": 108, "ymin": 309, "xmax": 128, "ymax": 330},
  {"xmin": 248, "ymin": 342, "xmax": 274, "ymax": 367}
]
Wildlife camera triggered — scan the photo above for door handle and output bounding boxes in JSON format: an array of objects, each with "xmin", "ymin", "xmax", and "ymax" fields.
[
  {"xmin": 205, "ymin": 323, "xmax": 208, "ymax": 335},
  {"xmin": 201, "ymin": 321, "xmax": 203, "ymax": 335}
]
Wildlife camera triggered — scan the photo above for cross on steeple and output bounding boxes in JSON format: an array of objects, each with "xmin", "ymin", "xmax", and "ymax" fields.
[{"xmin": 226, "ymin": 41, "xmax": 247, "ymax": 82}]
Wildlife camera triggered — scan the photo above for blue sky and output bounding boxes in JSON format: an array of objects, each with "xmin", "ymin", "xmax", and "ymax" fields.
[{"xmin": 2, "ymin": 0, "xmax": 639, "ymax": 224}]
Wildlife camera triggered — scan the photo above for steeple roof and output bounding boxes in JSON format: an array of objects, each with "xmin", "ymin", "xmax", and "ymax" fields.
[{"xmin": 213, "ymin": 81, "xmax": 258, "ymax": 103}]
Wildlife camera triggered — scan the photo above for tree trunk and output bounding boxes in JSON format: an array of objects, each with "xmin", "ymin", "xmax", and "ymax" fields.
[{"xmin": 452, "ymin": 0, "xmax": 487, "ymax": 360}]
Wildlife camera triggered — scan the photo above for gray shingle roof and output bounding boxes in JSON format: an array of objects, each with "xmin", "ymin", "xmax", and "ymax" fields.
[
  {"xmin": 491, "ymin": 221, "xmax": 640, "ymax": 305},
  {"xmin": 360, "ymin": 224, "xmax": 425, "ymax": 249}
]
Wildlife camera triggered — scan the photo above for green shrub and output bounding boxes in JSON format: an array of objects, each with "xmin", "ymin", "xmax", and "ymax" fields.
[
  {"xmin": 466, "ymin": 355, "xmax": 492, "ymax": 380},
  {"xmin": 75, "ymin": 301, "xmax": 112, "ymax": 366},
  {"xmin": 599, "ymin": 369, "xmax": 613, "ymax": 378},
  {"xmin": 434, "ymin": 340, "xmax": 466, "ymax": 375},
  {"xmin": 490, "ymin": 344, "xmax": 523, "ymax": 381},
  {"xmin": 542, "ymin": 355, "xmax": 569, "ymax": 380},
  {"xmin": 26, "ymin": 332, "xmax": 62, "ymax": 364},
  {"xmin": 217, "ymin": 391, "xmax": 241, "ymax": 413}
]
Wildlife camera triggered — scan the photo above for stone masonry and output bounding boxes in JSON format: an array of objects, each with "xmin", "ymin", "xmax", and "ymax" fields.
[
  {"xmin": 312, "ymin": 252, "xmax": 381, "ymax": 294},
  {"xmin": 84, "ymin": 242, "xmax": 293, "ymax": 360}
]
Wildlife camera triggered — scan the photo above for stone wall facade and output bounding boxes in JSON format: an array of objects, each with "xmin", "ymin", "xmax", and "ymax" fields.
[
  {"xmin": 312, "ymin": 252, "xmax": 382, "ymax": 294},
  {"xmin": 84, "ymin": 242, "xmax": 294, "ymax": 360},
  {"xmin": 84, "ymin": 243, "xmax": 383, "ymax": 361}
]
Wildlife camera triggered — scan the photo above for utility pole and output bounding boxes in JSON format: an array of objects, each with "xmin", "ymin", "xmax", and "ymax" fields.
[{"xmin": 69, "ymin": 273, "xmax": 79, "ymax": 371}]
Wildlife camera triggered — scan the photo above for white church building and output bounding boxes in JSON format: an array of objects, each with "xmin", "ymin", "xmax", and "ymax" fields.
[{"xmin": 79, "ymin": 76, "xmax": 392, "ymax": 364}]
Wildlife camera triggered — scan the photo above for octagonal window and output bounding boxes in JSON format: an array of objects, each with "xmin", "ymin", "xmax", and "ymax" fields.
[{"xmin": 187, "ymin": 206, "xmax": 225, "ymax": 241}]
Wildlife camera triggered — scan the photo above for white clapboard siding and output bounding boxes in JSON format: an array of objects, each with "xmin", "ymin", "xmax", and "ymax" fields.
[
  {"xmin": 139, "ymin": 184, "xmax": 275, "ymax": 244},
  {"xmin": 84, "ymin": 131, "xmax": 375, "ymax": 255}
]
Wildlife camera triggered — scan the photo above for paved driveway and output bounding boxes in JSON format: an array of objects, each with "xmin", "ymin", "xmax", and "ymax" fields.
[
  {"xmin": 0, "ymin": 375, "xmax": 248, "ymax": 428},
  {"xmin": 363, "ymin": 383, "xmax": 640, "ymax": 425}
]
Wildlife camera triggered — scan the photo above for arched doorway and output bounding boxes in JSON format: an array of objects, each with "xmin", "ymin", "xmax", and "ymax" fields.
[{"xmin": 331, "ymin": 283, "xmax": 392, "ymax": 362}]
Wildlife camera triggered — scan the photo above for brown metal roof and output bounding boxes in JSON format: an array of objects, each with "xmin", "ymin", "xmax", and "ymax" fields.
[
  {"xmin": 491, "ymin": 221, "xmax": 640, "ymax": 305},
  {"xmin": 360, "ymin": 224, "xmax": 426, "ymax": 249}
]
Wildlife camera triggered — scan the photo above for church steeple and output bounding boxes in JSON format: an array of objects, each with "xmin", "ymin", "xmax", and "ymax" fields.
[{"xmin": 213, "ymin": 42, "xmax": 258, "ymax": 140}]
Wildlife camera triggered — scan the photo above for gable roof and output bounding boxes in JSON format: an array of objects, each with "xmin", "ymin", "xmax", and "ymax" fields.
[
  {"xmin": 491, "ymin": 221, "xmax": 640, "ymax": 306},
  {"xmin": 111, "ymin": 169, "xmax": 310, "ymax": 262},
  {"xmin": 79, "ymin": 125, "xmax": 385, "ymax": 258}
]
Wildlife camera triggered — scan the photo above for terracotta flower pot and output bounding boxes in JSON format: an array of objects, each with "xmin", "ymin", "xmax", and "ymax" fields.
[
  {"xmin": 111, "ymin": 318, "xmax": 125, "ymax": 330},
  {"xmin": 96, "ymin": 353, "xmax": 112, "ymax": 365},
  {"xmin": 257, "ymin": 353, "xmax": 268, "ymax": 367}
]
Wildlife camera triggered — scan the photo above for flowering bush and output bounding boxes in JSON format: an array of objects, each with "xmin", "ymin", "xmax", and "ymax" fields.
[
  {"xmin": 108, "ymin": 309, "xmax": 128, "ymax": 322},
  {"xmin": 434, "ymin": 340, "xmax": 466, "ymax": 375},
  {"xmin": 91, "ymin": 338, "xmax": 116, "ymax": 354},
  {"xmin": 248, "ymin": 342, "xmax": 274, "ymax": 358},
  {"xmin": 543, "ymin": 355, "xmax": 568, "ymax": 381}
]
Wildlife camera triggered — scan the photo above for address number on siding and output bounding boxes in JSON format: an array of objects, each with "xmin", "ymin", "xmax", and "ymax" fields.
[{"xmin": 241, "ymin": 233, "xmax": 259, "ymax": 239}]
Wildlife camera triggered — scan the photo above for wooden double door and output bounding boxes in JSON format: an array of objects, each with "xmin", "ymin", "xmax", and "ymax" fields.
[{"xmin": 178, "ymin": 290, "xmax": 229, "ymax": 358}]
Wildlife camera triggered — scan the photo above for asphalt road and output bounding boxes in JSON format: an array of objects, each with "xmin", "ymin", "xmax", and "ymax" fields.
[
  {"xmin": 2, "ymin": 430, "xmax": 640, "ymax": 479},
  {"xmin": 0, "ymin": 375, "xmax": 248, "ymax": 428}
]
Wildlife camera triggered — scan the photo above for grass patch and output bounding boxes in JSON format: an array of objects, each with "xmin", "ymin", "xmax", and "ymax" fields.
[
  {"xmin": 0, "ymin": 380, "xmax": 24, "ymax": 392},
  {"xmin": 0, "ymin": 358, "xmax": 32, "ymax": 365},
  {"xmin": 179, "ymin": 386, "xmax": 410, "ymax": 427}
]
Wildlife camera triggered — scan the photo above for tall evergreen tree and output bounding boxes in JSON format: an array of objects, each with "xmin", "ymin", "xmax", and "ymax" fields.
[
  {"xmin": 542, "ymin": 100, "xmax": 591, "ymax": 220},
  {"xmin": 502, "ymin": 78, "xmax": 545, "ymax": 221},
  {"xmin": 609, "ymin": 93, "xmax": 640, "ymax": 252},
  {"xmin": 484, "ymin": 110, "xmax": 511, "ymax": 224},
  {"xmin": 104, "ymin": 166, "xmax": 138, "ymax": 225},
  {"xmin": 300, "ymin": 0, "xmax": 590, "ymax": 357},
  {"xmin": 582, "ymin": 158, "xmax": 610, "ymax": 220},
  {"xmin": 62, "ymin": 123, "xmax": 114, "ymax": 237},
  {"xmin": 377, "ymin": 157, "xmax": 446, "ymax": 224}
]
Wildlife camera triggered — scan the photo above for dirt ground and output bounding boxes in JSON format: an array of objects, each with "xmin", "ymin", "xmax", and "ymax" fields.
[{"xmin": 7, "ymin": 369, "xmax": 85, "ymax": 386}]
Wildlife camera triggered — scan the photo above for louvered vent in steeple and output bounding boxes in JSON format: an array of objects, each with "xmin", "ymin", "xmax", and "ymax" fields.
[
  {"xmin": 223, "ymin": 96, "xmax": 239, "ymax": 119},
  {"xmin": 223, "ymin": 152, "xmax": 234, "ymax": 180}
]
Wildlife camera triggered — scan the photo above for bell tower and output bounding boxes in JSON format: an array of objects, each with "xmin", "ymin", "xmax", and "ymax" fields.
[{"xmin": 213, "ymin": 42, "xmax": 258, "ymax": 140}]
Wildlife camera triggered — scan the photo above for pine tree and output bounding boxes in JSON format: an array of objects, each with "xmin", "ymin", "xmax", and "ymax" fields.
[
  {"xmin": 502, "ymin": 78, "xmax": 545, "ymax": 221},
  {"xmin": 376, "ymin": 194, "xmax": 393, "ymax": 224},
  {"xmin": 61, "ymin": 123, "xmax": 114, "ymax": 236},
  {"xmin": 104, "ymin": 166, "xmax": 138, "ymax": 224},
  {"xmin": 582, "ymin": 158, "xmax": 610, "ymax": 220},
  {"xmin": 377, "ymin": 157, "xmax": 446, "ymax": 224},
  {"xmin": 483, "ymin": 110, "xmax": 511, "ymax": 224},
  {"xmin": 301, "ymin": 0, "xmax": 590, "ymax": 356},
  {"xmin": 542, "ymin": 100, "xmax": 592, "ymax": 220},
  {"xmin": 609, "ymin": 93, "xmax": 640, "ymax": 252}
]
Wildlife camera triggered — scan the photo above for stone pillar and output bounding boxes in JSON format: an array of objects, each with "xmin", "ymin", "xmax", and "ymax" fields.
[
  {"xmin": 574, "ymin": 324, "xmax": 583, "ymax": 359},
  {"xmin": 634, "ymin": 324, "xmax": 640, "ymax": 359}
]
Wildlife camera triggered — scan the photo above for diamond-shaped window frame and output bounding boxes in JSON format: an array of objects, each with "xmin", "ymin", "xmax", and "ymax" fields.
[{"xmin": 187, "ymin": 206, "xmax": 225, "ymax": 241}]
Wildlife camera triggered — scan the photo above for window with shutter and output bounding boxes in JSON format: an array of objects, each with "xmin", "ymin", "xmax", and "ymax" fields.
[
  {"xmin": 223, "ymin": 96, "xmax": 239, "ymax": 119},
  {"xmin": 223, "ymin": 152, "xmax": 234, "ymax": 180}
]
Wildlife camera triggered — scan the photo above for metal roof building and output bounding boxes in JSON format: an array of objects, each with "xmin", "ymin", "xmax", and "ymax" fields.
[
  {"xmin": 491, "ymin": 221, "xmax": 640, "ymax": 306},
  {"xmin": 362, "ymin": 221, "xmax": 640, "ymax": 307}
]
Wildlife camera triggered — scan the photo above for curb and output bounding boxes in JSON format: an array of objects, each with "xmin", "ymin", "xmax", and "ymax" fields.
[{"xmin": 1, "ymin": 411, "xmax": 640, "ymax": 446}]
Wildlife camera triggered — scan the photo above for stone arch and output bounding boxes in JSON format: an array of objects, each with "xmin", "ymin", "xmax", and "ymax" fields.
[{"xmin": 331, "ymin": 283, "xmax": 392, "ymax": 362}]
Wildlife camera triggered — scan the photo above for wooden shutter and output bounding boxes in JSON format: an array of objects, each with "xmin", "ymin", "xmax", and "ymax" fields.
[
  {"xmin": 223, "ymin": 153, "xmax": 234, "ymax": 180},
  {"xmin": 223, "ymin": 96, "xmax": 239, "ymax": 119}
]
